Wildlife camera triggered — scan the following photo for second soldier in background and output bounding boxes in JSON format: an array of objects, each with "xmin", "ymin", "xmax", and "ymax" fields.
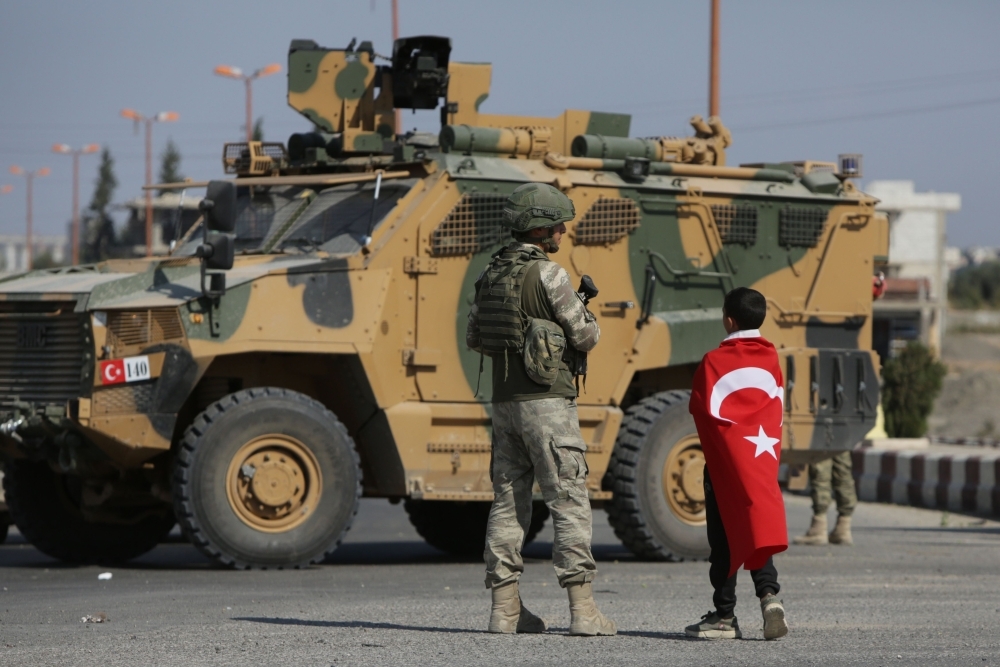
[{"xmin": 467, "ymin": 183, "xmax": 616, "ymax": 636}]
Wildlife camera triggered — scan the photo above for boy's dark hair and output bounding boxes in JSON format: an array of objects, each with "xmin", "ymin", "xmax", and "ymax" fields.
[{"xmin": 724, "ymin": 287, "xmax": 766, "ymax": 330}]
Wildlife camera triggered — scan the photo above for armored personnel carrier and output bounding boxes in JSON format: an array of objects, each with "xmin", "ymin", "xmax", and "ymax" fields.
[{"xmin": 0, "ymin": 36, "xmax": 887, "ymax": 566}]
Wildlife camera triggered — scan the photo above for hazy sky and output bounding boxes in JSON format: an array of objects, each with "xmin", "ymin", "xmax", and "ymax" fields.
[{"xmin": 2, "ymin": 0, "xmax": 999, "ymax": 246}]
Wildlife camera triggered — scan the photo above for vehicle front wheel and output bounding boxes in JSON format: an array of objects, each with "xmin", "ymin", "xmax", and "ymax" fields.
[
  {"xmin": 605, "ymin": 390, "xmax": 711, "ymax": 561},
  {"xmin": 404, "ymin": 499, "xmax": 550, "ymax": 558},
  {"xmin": 172, "ymin": 387, "xmax": 361, "ymax": 569},
  {"xmin": 3, "ymin": 461, "xmax": 175, "ymax": 563}
]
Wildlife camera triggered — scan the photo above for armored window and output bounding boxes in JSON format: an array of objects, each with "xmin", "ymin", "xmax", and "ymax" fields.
[
  {"xmin": 711, "ymin": 204, "xmax": 757, "ymax": 245},
  {"xmin": 779, "ymin": 206, "xmax": 828, "ymax": 247},
  {"xmin": 430, "ymin": 193, "xmax": 508, "ymax": 256},
  {"xmin": 572, "ymin": 197, "xmax": 640, "ymax": 245},
  {"xmin": 234, "ymin": 197, "xmax": 276, "ymax": 246}
]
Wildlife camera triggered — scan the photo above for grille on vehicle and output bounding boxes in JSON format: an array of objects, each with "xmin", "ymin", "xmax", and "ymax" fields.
[
  {"xmin": 779, "ymin": 206, "xmax": 828, "ymax": 247},
  {"xmin": 430, "ymin": 193, "xmax": 507, "ymax": 256},
  {"xmin": 711, "ymin": 204, "xmax": 758, "ymax": 245},
  {"xmin": 0, "ymin": 302, "xmax": 86, "ymax": 407},
  {"xmin": 92, "ymin": 383, "xmax": 156, "ymax": 415},
  {"xmin": 106, "ymin": 309, "xmax": 185, "ymax": 356},
  {"xmin": 573, "ymin": 197, "xmax": 641, "ymax": 245}
]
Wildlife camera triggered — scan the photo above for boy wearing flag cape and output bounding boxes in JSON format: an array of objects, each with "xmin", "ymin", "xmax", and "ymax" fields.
[{"xmin": 686, "ymin": 287, "xmax": 789, "ymax": 640}]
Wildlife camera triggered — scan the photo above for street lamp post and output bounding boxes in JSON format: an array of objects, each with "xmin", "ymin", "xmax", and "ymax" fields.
[
  {"xmin": 0, "ymin": 185, "xmax": 12, "ymax": 196},
  {"xmin": 120, "ymin": 109, "xmax": 179, "ymax": 257},
  {"xmin": 213, "ymin": 63, "xmax": 282, "ymax": 142},
  {"xmin": 8, "ymin": 166, "xmax": 51, "ymax": 271},
  {"xmin": 52, "ymin": 144, "xmax": 100, "ymax": 265}
]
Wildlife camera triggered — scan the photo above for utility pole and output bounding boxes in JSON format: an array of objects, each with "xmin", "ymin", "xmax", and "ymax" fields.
[
  {"xmin": 709, "ymin": 0, "xmax": 720, "ymax": 118},
  {"xmin": 121, "ymin": 109, "xmax": 179, "ymax": 257},
  {"xmin": 392, "ymin": 0, "xmax": 401, "ymax": 136},
  {"xmin": 214, "ymin": 64, "xmax": 282, "ymax": 142},
  {"xmin": 52, "ymin": 144, "xmax": 99, "ymax": 265},
  {"xmin": 8, "ymin": 166, "xmax": 51, "ymax": 271}
]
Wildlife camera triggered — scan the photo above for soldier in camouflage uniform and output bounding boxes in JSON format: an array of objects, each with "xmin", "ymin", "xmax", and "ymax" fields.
[
  {"xmin": 467, "ymin": 182, "xmax": 616, "ymax": 636},
  {"xmin": 793, "ymin": 451, "xmax": 857, "ymax": 546}
]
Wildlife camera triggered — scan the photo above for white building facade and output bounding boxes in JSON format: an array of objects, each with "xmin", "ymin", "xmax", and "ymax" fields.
[{"xmin": 865, "ymin": 180, "xmax": 960, "ymax": 358}]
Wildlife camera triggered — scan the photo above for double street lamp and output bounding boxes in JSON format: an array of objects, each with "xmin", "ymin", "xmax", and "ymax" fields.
[
  {"xmin": 52, "ymin": 143, "xmax": 100, "ymax": 265},
  {"xmin": 120, "ymin": 109, "xmax": 179, "ymax": 257},
  {"xmin": 213, "ymin": 63, "xmax": 282, "ymax": 142},
  {"xmin": 8, "ymin": 166, "xmax": 51, "ymax": 271}
]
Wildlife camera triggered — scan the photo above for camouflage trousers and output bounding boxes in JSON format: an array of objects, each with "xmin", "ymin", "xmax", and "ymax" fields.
[
  {"xmin": 809, "ymin": 450, "xmax": 858, "ymax": 517},
  {"xmin": 484, "ymin": 397, "xmax": 597, "ymax": 589}
]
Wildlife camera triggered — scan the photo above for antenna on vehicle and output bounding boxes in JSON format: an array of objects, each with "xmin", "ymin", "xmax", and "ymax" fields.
[{"xmin": 362, "ymin": 170, "xmax": 384, "ymax": 246}]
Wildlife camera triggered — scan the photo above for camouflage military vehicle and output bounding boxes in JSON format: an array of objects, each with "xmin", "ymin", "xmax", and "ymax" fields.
[{"xmin": 0, "ymin": 36, "xmax": 887, "ymax": 567}]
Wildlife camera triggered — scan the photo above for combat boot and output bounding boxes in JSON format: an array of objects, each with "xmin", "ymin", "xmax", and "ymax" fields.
[
  {"xmin": 792, "ymin": 514, "xmax": 828, "ymax": 545},
  {"xmin": 828, "ymin": 515, "xmax": 853, "ymax": 545},
  {"xmin": 760, "ymin": 594, "xmax": 788, "ymax": 640},
  {"xmin": 487, "ymin": 581, "xmax": 547, "ymax": 634},
  {"xmin": 566, "ymin": 582, "xmax": 617, "ymax": 636}
]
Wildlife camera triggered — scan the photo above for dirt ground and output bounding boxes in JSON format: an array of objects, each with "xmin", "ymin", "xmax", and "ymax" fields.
[{"xmin": 927, "ymin": 331, "xmax": 1000, "ymax": 438}]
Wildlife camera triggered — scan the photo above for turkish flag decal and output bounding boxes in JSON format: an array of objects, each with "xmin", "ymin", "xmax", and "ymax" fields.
[
  {"xmin": 101, "ymin": 360, "xmax": 126, "ymax": 385},
  {"xmin": 100, "ymin": 356, "xmax": 151, "ymax": 385}
]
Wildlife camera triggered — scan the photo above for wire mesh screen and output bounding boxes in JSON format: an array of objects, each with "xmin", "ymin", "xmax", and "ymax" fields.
[
  {"xmin": 430, "ymin": 193, "xmax": 508, "ymax": 256},
  {"xmin": 222, "ymin": 142, "xmax": 288, "ymax": 174},
  {"xmin": 711, "ymin": 204, "xmax": 758, "ymax": 245},
  {"xmin": 779, "ymin": 206, "xmax": 829, "ymax": 247},
  {"xmin": 573, "ymin": 197, "xmax": 641, "ymax": 245}
]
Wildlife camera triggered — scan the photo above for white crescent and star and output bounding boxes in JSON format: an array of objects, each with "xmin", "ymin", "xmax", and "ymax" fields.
[
  {"xmin": 708, "ymin": 366, "xmax": 784, "ymax": 459},
  {"xmin": 744, "ymin": 425, "xmax": 780, "ymax": 459},
  {"xmin": 103, "ymin": 363, "xmax": 122, "ymax": 383}
]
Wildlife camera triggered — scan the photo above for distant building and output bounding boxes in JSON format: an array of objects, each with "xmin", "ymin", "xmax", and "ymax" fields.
[
  {"xmin": 866, "ymin": 180, "xmax": 960, "ymax": 360},
  {"xmin": 0, "ymin": 235, "xmax": 69, "ymax": 274}
]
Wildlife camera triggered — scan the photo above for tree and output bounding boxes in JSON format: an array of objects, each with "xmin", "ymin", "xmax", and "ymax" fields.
[
  {"xmin": 81, "ymin": 147, "xmax": 118, "ymax": 263},
  {"xmin": 881, "ymin": 341, "xmax": 947, "ymax": 438},
  {"xmin": 157, "ymin": 139, "xmax": 184, "ymax": 194},
  {"xmin": 252, "ymin": 117, "xmax": 264, "ymax": 141},
  {"xmin": 949, "ymin": 260, "xmax": 1000, "ymax": 309}
]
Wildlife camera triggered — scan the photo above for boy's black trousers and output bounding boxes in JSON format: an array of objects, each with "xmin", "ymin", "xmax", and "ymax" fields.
[{"xmin": 704, "ymin": 469, "xmax": 780, "ymax": 618}]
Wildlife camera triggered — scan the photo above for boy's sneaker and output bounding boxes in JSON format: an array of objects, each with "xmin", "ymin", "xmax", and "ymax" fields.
[
  {"xmin": 685, "ymin": 611, "xmax": 742, "ymax": 639},
  {"xmin": 760, "ymin": 594, "xmax": 788, "ymax": 640}
]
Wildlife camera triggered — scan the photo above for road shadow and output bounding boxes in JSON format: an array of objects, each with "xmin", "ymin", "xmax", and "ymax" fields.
[
  {"xmin": 236, "ymin": 618, "xmax": 712, "ymax": 642},
  {"xmin": 865, "ymin": 525, "xmax": 1000, "ymax": 536},
  {"xmin": 234, "ymin": 617, "xmax": 489, "ymax": 635}
]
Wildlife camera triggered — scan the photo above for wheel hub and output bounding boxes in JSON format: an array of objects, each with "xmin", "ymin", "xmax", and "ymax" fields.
[
  {"xmin": 662, "ymin": 436, "xmax": 707, "ymax": 525},
  {"xmin": 226, "ymin": 435, "xmax": 322, "ymax": 533}
]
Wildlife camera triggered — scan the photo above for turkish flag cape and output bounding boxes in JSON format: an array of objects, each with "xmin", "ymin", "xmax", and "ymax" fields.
[{"xmin": 690, "ymin": 334, "xmax": 788, "ymax": 576}]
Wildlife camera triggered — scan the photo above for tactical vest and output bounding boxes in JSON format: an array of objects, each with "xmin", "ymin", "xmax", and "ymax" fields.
[{"xmin": 475, "ymin": 242, "xmax": 549, "ymax": 357}]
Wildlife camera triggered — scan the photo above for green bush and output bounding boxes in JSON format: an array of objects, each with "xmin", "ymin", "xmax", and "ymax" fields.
[
  {"xmin": 882, "ymin": 341, "xmax": 947, "ymax": 438},
  {"xmin": 949, "ymin": 260, "xmax": 1000, "ymax": 309}
]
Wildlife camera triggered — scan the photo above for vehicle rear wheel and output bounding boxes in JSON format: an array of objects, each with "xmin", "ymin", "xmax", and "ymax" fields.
[
  {"xmin": 3, "ymin": 460, "xmax": 175, "ymax": 563},
  {"xmin": 172, "ymin": 387, "xmax": 361, "ymax": 569},
  {"xmin": 605, "ymin": 390, "xmax": 711, "ymax": 561},
  {"xmin": 404, "ymin": 499, "xmax": 550, "ymax": 558}
]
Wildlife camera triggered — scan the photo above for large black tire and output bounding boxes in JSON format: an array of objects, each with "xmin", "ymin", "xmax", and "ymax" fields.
[
  {"xmin": 0, "ymin": 511, "xmax": 11, "ymax": 544},
  {"xmin": 606, "ymin": 390, "xmax": 711, "ymax": 561},
  {"xmin": 173, "ymin": 387, "xmax": 361, "ymax": 569},
  {"xmin": 3, "ymin": 460, "xmax": 175, "ymax": 563},
  {"xmin": 404, "ymin": 499, "xmax": 551, "ymax": 558}
]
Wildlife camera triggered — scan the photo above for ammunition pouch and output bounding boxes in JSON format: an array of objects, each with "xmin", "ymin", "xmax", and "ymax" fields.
[{"xmin": 523, "ymin": 318, "xmax": 568, "ymax": 386}]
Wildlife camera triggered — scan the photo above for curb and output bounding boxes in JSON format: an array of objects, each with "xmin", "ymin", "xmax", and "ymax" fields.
[{"xmin": 852, "ymin": 449, "xmax": 1000, "ymax": 518}]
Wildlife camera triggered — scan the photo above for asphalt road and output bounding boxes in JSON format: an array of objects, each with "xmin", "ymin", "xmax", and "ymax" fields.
[{"xmin": 0, "ymin": 495, "xmax": 998, "ymax": 667}]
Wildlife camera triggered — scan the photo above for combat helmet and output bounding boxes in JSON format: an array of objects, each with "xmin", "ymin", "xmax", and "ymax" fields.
[{"xmin": 501, "ymin": 183, "xmax": 576, "ymax": 235}]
